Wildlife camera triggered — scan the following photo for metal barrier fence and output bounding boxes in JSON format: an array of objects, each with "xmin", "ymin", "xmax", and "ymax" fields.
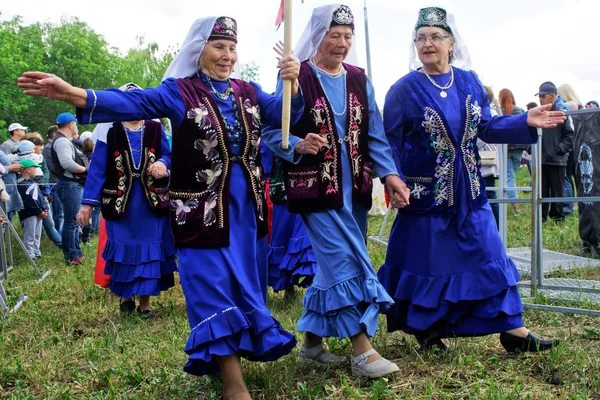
[
  {"xmin": 368, "ymin": 107, "xmax": 600, "ymax": 317},
  {"xmin": 0, "ymin": 203, "xmax": 51, "ymax": 318}
]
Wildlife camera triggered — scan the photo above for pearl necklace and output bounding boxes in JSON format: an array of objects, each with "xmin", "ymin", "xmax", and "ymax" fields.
[
  {"xmin": 310, "ymin": 58, "xmax": 347, "ymax": 116},
  {"xmin": 422, "ymin": 66, "xmax": 454, "ymax": 98}
]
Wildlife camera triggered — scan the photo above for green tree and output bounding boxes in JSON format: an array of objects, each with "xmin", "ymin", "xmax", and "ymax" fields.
[{"xmin": 115, "ymin": 36, "xmax": 176, "ymax": 89}]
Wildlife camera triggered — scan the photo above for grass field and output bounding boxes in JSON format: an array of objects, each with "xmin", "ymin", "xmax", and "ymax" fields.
[{"xmin": 1, "ymin": 168, "xmax": 600, "ymax": 399}]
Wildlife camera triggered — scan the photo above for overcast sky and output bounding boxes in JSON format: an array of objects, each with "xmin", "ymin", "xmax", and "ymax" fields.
[{"xmin": 3, "ymin": 0, "xmax": 600, "ymax": 108}]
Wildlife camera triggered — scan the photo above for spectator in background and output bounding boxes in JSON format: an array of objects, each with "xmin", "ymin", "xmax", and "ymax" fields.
[
  {"xmin": 1, "ymin": 123, "xmax": 27, "ymax": 155},
  {"xmin": 18, "ymin": 137, "xmax": 62, "ymax": 249},
  {"xmin": 526, "ymin": 102, "xmax": 538, "ymax": 110},
  {"xmin": 479, "ymin": 86, "xmax": 500, "ymax": 228},
  {"xmin": 16, "ymin": 159, "xmax": 47, "ymax": 259},
  {"xmin": 558, "ymin": 83, "xmax": 583, "ymax": 110},
  {"xmin": 50, "ymin": 112, "xmax": 88, "ymax": 265},
  {"xmin": 537, "ymin": 81, "xmax": 574, "ymax": 222},
  {"xmin": 0, "ymin": 150, "xmax": 23, "ymax": 220},
  {"xmin": 585, "ymin": 101, "xmax": 599, "ymax": 109},
  {"xmin": 43, "ymin": 125, "xmax": 63, "ymax": 234},
  {"xmin": 499, "ymin": 88, "xmax": 527, "ymax": 215}
]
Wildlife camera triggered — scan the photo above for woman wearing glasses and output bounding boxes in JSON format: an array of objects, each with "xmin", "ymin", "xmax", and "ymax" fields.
[{"xmin": 378, "ymin": 7, "xmax": 562, "ymax": 353}]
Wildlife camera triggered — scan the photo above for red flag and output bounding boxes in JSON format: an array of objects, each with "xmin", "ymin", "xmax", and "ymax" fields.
[{"xmin": 275, "ymin": 0, "xmax": 284, "ymax": 27}]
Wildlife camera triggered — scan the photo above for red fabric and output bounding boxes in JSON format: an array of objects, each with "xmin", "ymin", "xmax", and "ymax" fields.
[
  {"xmin": 94, "ymin": 218, "xmax": 110, "ymax": 288},
  {"xmin": 384, "ymin": 186, "xmax": 390, "ymax": 207},
  {"xmin": 275, "ymin": 0, "xmax": 284, "ymax": 26},
  {"xmin": 266, "ymin": 182, "xmax": 273, "ymax": 244}
]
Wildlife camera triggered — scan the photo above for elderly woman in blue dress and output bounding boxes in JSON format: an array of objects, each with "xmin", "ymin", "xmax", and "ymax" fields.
[
  {"xmin": 378, "ymin": 7, "xmax": 562, "ymax": 353},
  {"xmin": 19, "ymin": 16, "xmax": 312, "ymax": 400},
  {"xmin": 264, "ymin": 4, "xmax": 410, "ymax": 378}
]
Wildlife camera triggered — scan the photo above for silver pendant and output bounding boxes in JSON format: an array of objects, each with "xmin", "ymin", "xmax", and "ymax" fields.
[{"xmin": 440, "ymin": 90, "xmax": 447, "ymax": 98}]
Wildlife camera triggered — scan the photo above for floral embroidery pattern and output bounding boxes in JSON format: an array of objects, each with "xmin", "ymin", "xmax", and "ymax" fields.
[
  {"xmin": 187, "ymin": 104, "xmax": 211, "ymax": 129},
  {"xmin": 171, "ymin": 198, "xmax": 199, "ymax": 225},
  {"xmin": 144, "ymin": 147, "xmax": 159, "ymax": 208},
  {"xmin": 194, "ymin": 129, "xmax": 219, "ymax": 160},
  {"xmin": 422, "ymin": 107, "xmax": 455, "ymax": 206},
  {"xmin": 312, "ymin": 97, "xmax": 339, "ymax": 195},
  {"xmin": 203, "ymin": 192, "xmax": 218, "ymax": 226},
  {"xmin": 347, "ymin": 94, "xmax": 363, "ymax": 185},
  {"xmin": 196, "ymin": 160, "xmax": 223, "ymax": 191},
  {"xmin": 461, "ymin": 96, "xmax": 482, "ymax": 199},
  {"xmin": 408, "ymin": 182, "xmax": 430, "ymax": 199},
  {"xmin": 244, "ymin": 99, "xmax": 261, "ymax": 128},
  {"xmin": 114, "ymin": 150, "xmax": 130, "ymax": 213}
]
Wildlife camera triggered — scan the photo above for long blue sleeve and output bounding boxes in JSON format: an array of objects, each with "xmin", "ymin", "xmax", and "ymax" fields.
[
  {"xmin": 478, "ymin": 112, "xmax": 537, "ymax": 145},
  {"xmin": 250, "ymin": 81, "xmax": 304, "ymax": 128},
  {"xmin": 261, "ymin": 78, "xmax": 304, "ymax": 163},
  {"xmin": 156, "ymin": 126, "xmax": 172, "ymax": 169},
  {"xmin": 77, "ymin": 79, "xmax": 186, "ymax": 127},
  {"xmin": 82, "ymin": 140, "xmax": 108, "ymax": 206},
  {"xmin": 383, "ymin": 84, "xmax": 406, "ymax": 181},
  {"xmin": 365, "ymin": 77, "xmax": 398, "ymax": 179}
]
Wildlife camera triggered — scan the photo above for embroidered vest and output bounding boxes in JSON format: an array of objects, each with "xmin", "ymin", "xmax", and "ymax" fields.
[
  {"xmin": 172, "ymin": 76, "xmax": 266, "ymax": 248},
  {"xmin": 101, "ymin": 120, "xmax": 169, "ymax": 220},
  {"xmin": 392, "ymin": 68, "xmax": 489, "ymax": 215},
  {"xmin": 284, "ymin": 61, "xmax": 372, "ymax": 213}
]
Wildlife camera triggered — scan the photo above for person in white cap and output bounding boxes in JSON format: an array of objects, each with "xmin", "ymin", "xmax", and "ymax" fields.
[{"xmin": 2, "ymin": 123, "xmax": 28, "ymax": 155}]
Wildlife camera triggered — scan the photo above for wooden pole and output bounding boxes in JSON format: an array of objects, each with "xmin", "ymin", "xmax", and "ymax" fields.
[{"xmin": 281, "ymin": 0, "xmax": 292, "ymax": 149}]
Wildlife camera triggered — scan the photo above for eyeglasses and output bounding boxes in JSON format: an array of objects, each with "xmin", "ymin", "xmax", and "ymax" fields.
[{"xmin": 414, "ymin": 34, "xmax": 450, "ymax": 45}]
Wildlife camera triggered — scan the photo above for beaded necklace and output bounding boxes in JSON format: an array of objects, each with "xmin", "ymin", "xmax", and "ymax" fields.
[
  {"xmin": 123, "ymin": 123, "xmax": 144, "ymax": 170},
  {"xmin": 310, "ymin": 58, "xmax": 347, "ymax": 117},
  {"xmin": 199, "ymin": 71, "xmax": 243, "ymax": 147}
]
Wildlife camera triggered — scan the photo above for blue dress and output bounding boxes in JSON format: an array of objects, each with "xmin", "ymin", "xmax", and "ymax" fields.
[
  {"xmin": 378, "ymin": 71, "xmax": 526, "ymax": 337},
  {"xmin": 82, "ymin": 127, "xmax": 176, "ymax": 298},
  {"xmin": 262, "ymin": 145, "xmax": 318, "ymax": 292},
  {"xmin": 263, "ymin": 66, "xmax": 397, "ymax": 339},
  {"xmin": 77, "ymin": 74, "xmax": 304, "ymax": 375}
]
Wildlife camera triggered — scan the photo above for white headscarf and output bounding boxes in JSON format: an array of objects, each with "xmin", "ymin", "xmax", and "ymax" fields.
[
  {"xmin": 409, "ymin": 9, "xmax": 471, "ymax": 71},
  {"xmin": 295, "ymin": 4, "xmax": 359, "ymax": 66},
  {"xmin": 163, "ymin": 17, "xmax": 218, "ymax": 81},
  {"xmin": 162, "ymin": 17, "xmax": 241, "ymax": 81}
]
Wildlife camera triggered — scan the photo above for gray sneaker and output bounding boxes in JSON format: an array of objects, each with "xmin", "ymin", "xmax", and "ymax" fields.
[
  {"xmin": 351, "ymin": 349, "xmax": 399, "ymax": 378},
  {"xmin": 298, "ymin": 343, "xmax": 347, "ymax": 366}
]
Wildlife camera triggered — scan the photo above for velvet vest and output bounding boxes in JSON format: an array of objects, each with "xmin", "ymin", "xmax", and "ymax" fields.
[
  {"xmin": 392, "ymin": 68, "xmax": 489, "ymax": 215},
  {"xmin": 172, "ymin": 76, "xmax": 266, "ymax": 248},
  {"xmin": 284, "ymin": 61, "xmax": 372, "ymax": 213},
  {"xmin": 101, "ymin": 120, "xmax": 169, "ymax": 220}
]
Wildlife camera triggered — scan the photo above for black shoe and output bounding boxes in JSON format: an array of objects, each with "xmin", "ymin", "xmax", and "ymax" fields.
[
  {"xmin": 136, "ymin": 306, "xmax": 156, "ymax": 319},
  {"xmin": 119, "ymin": 299, "xmax": 136, "ymax": 314},
  {"xmin": 415, "ymin": 333, "xmax": 447, "ymax": 351},
  {"xmin": 500, "ymin": 331, "xmax": 559, "ymax": 354}
]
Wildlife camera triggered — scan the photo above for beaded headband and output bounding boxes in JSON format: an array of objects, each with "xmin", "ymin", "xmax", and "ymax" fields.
[
  {"xmin": 415, "ymin": 7, "xmax": 452, "ymax": 34},
  {"xmin": 209, "ymin": 16, "xmax": 238, "ymax": 43}
]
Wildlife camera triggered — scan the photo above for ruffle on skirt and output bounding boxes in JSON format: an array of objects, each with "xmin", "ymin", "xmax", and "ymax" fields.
[
  {"xmin": 296, "ymin": 273, "xmax": 394, "ymax": 339},
  {"xmin": 103, "ymin": 238, "xmax": 177, "ymax": 298},
  {"xmin": 378, "ymin": 256, "xmax": 525, "ymax": 337},
  {"xmin": 183, "ymin": 306, "xmax": 297, "ymax": 376},
  {"xmin": 267, "ymin": 233, "xmax": 317, "ymax": 292}
]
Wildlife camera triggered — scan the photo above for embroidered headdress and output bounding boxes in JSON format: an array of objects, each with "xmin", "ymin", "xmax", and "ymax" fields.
[
  {"xmin": 295, "ymin": 4, "xmax": 359, "ymax": 65},
  {"xmin": 409, "ymin": 6, "xmax": 471, "ymax": 71},
  {"xmin": 209, "ymin": 17, "xmax": 238, "ymax": 43},
  {"xmin": 330, "ymin": 5, "xmax": 354, "ymax": 31},
  {"xmin": 415, "ymin": 7, "xmax": 452, "ymax": 33}
]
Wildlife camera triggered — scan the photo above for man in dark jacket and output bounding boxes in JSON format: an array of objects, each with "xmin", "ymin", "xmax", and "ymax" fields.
[{"xmin": 537, "ymin": 81, "xmax": 574, "ymax": 222}]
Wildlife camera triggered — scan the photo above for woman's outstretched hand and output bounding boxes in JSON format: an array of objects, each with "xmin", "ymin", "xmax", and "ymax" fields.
[
  {"xmin": 526, "ymin": 103, "xmax": 567, "ymax": 128},
  {"xmin": 17, "ymin": 72, "xmax": 88, "ymax": 108},
  {"xmin": 274, "ymin": 41, "xmax": 300, "ymax": 96}
]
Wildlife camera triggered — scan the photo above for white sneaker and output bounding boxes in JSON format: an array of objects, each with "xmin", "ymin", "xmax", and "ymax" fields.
[
  {"xmin": 298, "ymin": 343, "xmax": 347, "ymax": 366},
  {"xmin": 351, "ymin": 349, "xmax": 399, "ymax": 378}
]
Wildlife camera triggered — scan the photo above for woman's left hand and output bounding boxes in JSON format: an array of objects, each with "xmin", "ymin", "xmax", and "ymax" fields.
[
  {"xmin": 526, "ymin": 103, "xmax": 567, "ymax": 128},
  {"xmin": 148, "ymin": 161, "xmax": 168, "ymax": 179}
]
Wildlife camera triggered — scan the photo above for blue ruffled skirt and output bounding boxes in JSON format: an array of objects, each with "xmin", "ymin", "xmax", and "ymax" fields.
[
  {"xmin": 103, "ymin": 180, "xmax": 176, "ymax": 298},
  {"xmin": 178, "ymin": 164, "xmax": 296, "ymax": 376},
  {"xmin": 378, "ymin": 203, "xmax": 524, "ymax": 337},
  {"xmin": 268, "ymin": 204, "xmax": 317, "ymax": 292}
]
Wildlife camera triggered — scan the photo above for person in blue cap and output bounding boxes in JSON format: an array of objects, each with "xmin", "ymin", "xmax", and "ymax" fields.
[{"xmin": 50, "ymin": 112, "xmax": 89, "ymax": 265}]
